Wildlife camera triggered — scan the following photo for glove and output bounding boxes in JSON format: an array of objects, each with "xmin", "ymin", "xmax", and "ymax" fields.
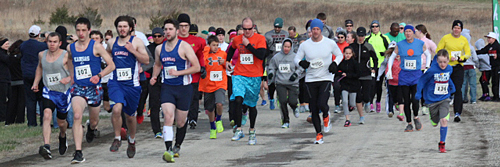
[
  {"xmin": 328, "ymin": 62, "xmax": 337, "ymax": 74},
  {"xmin": 289, "ymin": 73, "xmax": 298, "ymax": 81},
  {"xmin": 268, "ymin": 73, "xmax": 273, "ymax": 81},
  {"xmin": 379, "ymin": 52, "xmax": 385, "ymax": 56},
  {"xmin": 299, "ymin": 60, "xmax": 310, "ymax": 69},
  {"xmin": 386, "ymin": 71, "xmax": 393, "ymax": 80},
  {"xmin": 200, "ymin": 66, "xmax": 207, "ymax": 79}
]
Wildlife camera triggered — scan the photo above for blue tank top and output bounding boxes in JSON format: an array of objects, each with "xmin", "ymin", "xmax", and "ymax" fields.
[
  {"xmin": 398, "ymin": 39, "xmax": 424, "ymax": 71},
  {"xmin": 160, "ymin": 39, "xmax": 192, "ymax": 85},
  {"xmin": 110, "ymin": 36, "xmax": 140, "ymax": 87},
  {"xmin": 71, "ymin": 39, "xmax": 101, "ymax": 86}
]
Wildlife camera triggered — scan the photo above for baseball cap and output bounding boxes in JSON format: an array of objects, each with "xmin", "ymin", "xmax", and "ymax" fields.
[
  {"xmin": 485, "ymin": 32, "xmax": 498, "ymax": 40},
  {"xmin": 29, "ymin": 25, "xmax": 41, "ymax": 36},
  {"xmin": 208, "ymin": 26, "xmax": 216, "ymax": 32},
  {"xmin": 274, "ymin": 18, "xmax": 284, "ymax": 28},
  {"xmin": 356, "ymin": 27, "xmax": 367, "ymax": 36},
  {"xmin": 152, "ymin": 27, "xmax": 164, "ymax": 36},
  {"xmin": 345, "ymin": 19, "xmax": 353, "ymax": 26}
]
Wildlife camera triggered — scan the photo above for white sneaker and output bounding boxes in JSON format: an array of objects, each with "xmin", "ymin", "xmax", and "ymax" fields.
[
  {"xmin": 294, "ymin": 108, "xmax": 300, "ymax": 118},
  {"xmin": 323, "ymin": 112, "xmax": 331, "ymax": 133}
]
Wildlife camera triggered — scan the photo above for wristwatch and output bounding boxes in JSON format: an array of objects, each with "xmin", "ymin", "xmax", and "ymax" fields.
[{"xmin": 97, "ymin": 74, "xmax": 102, "ymax": 79}]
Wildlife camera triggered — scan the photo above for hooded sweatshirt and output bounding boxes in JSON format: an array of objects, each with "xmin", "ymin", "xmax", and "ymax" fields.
[
  {"xmin": 476, "ymin": 37, "xmax": 500, "ymax": 68},
  {"xmin": 268, "ymin": 38, "xmax": 304, "ymax": 87},
  {"xmin": 461, "ymin": 29, "xmax": 479, "ymax": 67},
  {"xmin": 335, "ymin": 56, "xmax": 360, "ymax": 92},
  {"xmin": 415, "ymin": 56, "xmax": 456, "ymax": 104},
  {"xmin": 475, "ymin": 39, "xmax": 491, "ymax": 71}
]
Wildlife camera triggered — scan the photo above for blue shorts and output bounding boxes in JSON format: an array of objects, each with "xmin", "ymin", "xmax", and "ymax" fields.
[
  {"xmin": 42, "ymin": 87, "xmax": 71, "ymax": 113},
  {"xmin": 230, "ymin": 75, "xmax": 261, "ymax": 107},
  {"xmin": 108, "ymin": 80, "xmax": 142, "ymax": 116},
  {"xmin": 161, "ymin": 84, "xmax": 193, "ymax": 111},
  {"xmin": 70, "ymin": 83, "xmax": 103, "ymax": 107},
  {"xmin": 398, "ymin": 70, "xmax": 422, "ymax": 86}
]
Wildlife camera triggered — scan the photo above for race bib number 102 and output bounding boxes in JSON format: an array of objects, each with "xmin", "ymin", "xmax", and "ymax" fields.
[{"xmin": 75, "ymin": 65, "xmax": 92, "ymax": 80}]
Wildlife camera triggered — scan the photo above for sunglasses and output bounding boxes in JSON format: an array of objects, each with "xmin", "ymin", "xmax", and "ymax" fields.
[
  {"xmin": 242, "ymin": 27, "xmax": 253, "ymax": 31},
  {"xmin": 371, "ymin": 25, "xmax": 379, "ymax": 28},
  {"xmin": 153, "ymin": 35, "xmax": 163, "ymax": 38},
  {"xmin": 346, "ymin": 25, "xmax": 353, "ymax": 27},
  {"xmin": 338, "ymin": 36, "xmax": 345, "ymax": 39},
  {"xmin": 400, "ymin": 27, "xmax": 404, "ymax": 30}
]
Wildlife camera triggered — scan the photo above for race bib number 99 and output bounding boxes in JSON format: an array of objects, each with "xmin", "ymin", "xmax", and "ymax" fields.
[
  {"xmin": 279, "ymin": 64, "xmax": 291, "ymax": 73},
  {"xmin": 434, "ymin": 83, "xmax": 449, "ymax": 95},
  {"xmin": 210, "ymin": 71, "xmax": 223, "ymax": 81},
  {"xmin": 163, "ymin": 66, "xmax": 178, "ymax": 79},
  {"xmin": 116, "ymin": 68, "xmax": 132, "ymax": 81},
  {"xmin": 75, "ymin": 65, "xmax": 92, "ymax": 80},
  {"xmin": 46, "ymin": 73, "xmax": 61, "ymax": 86},
  {"xmin": 404, "ymin": 59, "xmax": 417, "ymax": 70},
  {"xmin": 240, "ymin": 54, "xmax": 254, "ymax": 65}
]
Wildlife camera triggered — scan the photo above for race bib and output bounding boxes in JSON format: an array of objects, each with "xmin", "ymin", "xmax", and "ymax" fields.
[
  {"xmin": 489, "ymin": 53, "xmax": 496, "ymax": 57},
  {"xmin": 434, "ymin": 83, "xmax": 449, "ymax": 95},
  {"xmin": 310, "ymin": 58, "xmax": 324, "ymax": 69},
  {"xmin": 210, "ymin": 71, "xmax": 223, "ymax": 81},
  {"xmin": 275, "ymin": 43, "xmax": 282, "ymax": 52},
  {"xmin": 163, "ymin": 66, "xmax": 178, "ymax": 79},
  {"xmin": 404, "ymin": 59, "xmax": 417, "ymax": 70},
  {"xmin": 451, "ymin": 51, "xmax": 461, "ymax": 59},
  {"xmin": 46, "ymin": 73, "xmax": 61, "ymax": 86},
  {"xmin": 116, "ymin": 68, "xmax": 132, "ymax": 81},
  {"xmin": 75, "ymin": 65, "xmax": 92, "ymax": 80},
  {"xmin": 279, "ymin": 64, "xmax": 291, "ymax": 73},
  {"xmin": 240, "ymin": 54, "xmax": 254, "ymax": 64}
]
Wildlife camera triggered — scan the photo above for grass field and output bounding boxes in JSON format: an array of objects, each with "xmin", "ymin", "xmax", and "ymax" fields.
[{"xmin": 0, "ymin": 0, "xmax": 493, "ymax": 44}]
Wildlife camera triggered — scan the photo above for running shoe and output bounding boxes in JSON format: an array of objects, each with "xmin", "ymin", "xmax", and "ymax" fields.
[
  {"xmin": 314, "ymin": 133, "xmax": 324, "ymax": 144},
  {"xmin": 261, "ymin": 100, "xmax": 267, "ymax": 106},
  {"xmin": 127, "ymin": 139, "xmax": 136, "ymax": 158},
  {"xmin": 334, "ymin": 105, "xmax": 341, "ymax": 113},
  {"xmin": 349, "ymin": 106, "xmax": 355, "ymax": 112},
  {"xmin": 294, "ymin": 108, "xmax": 300, "ymax": 118},
  {"xmin": 478, "ymin": 94, "xmax": 487, "ymax": 101},
  {"xmin": 463, "ymin": 99, "xmax": 469, "ymax": 104},
  {"xmin": 59, "ymin": 133, "xmax": 68, "ymax": 155},
  {"xmin": 370, "ymin": 103, "xmax": 375, "ymax": 112},
  {"xmin": 71, "ymin": 151, "xmax": 85, "ymax": 164},
  {"xmin": 242, "ymin": 114, "xmax": 248, "ymax": 126},
  {"xmin": 39, "ymin": 145, "xmax": 52, "ymax": 159},
  {"xmin": 388, "ymin": 112, "xmax": 394, "ymax": 118},
  {"xmin": 454, "ymin": 113, "xmax": 461, "ymax": 122},
  {"xmin": 364, "ymin": 103, "xmax": 370, "ymax": 113},
  {"xmin": 484, "ymin": 96, "xmax": 491, "ymax": 101},
  {"xmin": 376, "ymin": 102, "xmax": 381, "ymax": 113},
  {"xmin": 414, "ymin": 117, "xmax": 422, "ymax": 131},
  {"xmin": 281, "ymin": 123, "xmax": 289, "ymax": 129},
  {"xmin": 344, "ymin": 120, "xmax": 351, "ymax": 127},
  {"xmin": 189, "ymin": 120, "xmax": 197, "ymax": 129},
  {"xmin": 323, "ymin": 112, "xmax": 331, "ymax": 132},
  {"xmin": 270, "ymin": 99, "xmax": 275, "ymax": 110},
  {"xmin": 397, "ymin": 115, "xmax": 404, "ymax": 121},
  {"xmin": 230, "ymin": 120, "xmax": 235, "ymax": 127},
  {"xmin": 216, "ymin": 121, "xmax": 224, "ymax": 133},
  {"xmin": 299, "ymin": 105, "xmax": 305, "ymax": 113},
  {"xmin": 248, "ymin": 130, "xmax": 256, "ymax": 145},
  {"xmin": 231, "ymin": 129, "xmax": 244, "ymax": 141},
  {"xmin": 172, "ymin": 145, "xmax": 181, "ymax": 157},
  {"xmin": 404, "ymin": 124, "xmax": 413, "ymax": 132},
  {"xmin": 155, "ymin": 132, "xmax": 163, "ymax": 139},
  {"xmin": 471, "ymin": 101, "xmax": 477, "ymax": 104},
  {"xmin": 210, "ymin": 129, "xmax": 217, "ymax": 139},
  {"xmin": 110, "ymin": 139, "xmax": 121, "ymax": 152},
  {"xmin": 439, "ymin": 141, "xmax": 447, "ymax": 153},
  {"xmin": 162, "ymin": 151, "xmax": 175, "ymax": 163},
  {"xmin": 137, "ymin": 115, "xmax": 144, "ymax": 124},
  {"xmin": 422, "ymin": 106, "xmax": 429, "ymax": 115},
  {"xmin": 449, "ymin": 99, "xmax": 454, "ymax": 106},
  {"xmin": 86, "ymin": 122, "xmax": 96, "ymax": 143},
  {"xmin": 359, "ymin": 116, "xmax": 365, "ymax": 124}
]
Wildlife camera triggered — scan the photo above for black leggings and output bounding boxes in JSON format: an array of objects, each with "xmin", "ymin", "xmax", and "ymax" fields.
[
  {"xmin": 451, "ymin": 65, "xmax": 464, "ymax": 115},
  {"xmin": 333, "ymin": 76, "xmax": 342, "ymax": 106},
  {"xmin": 305, "ymin": 81, "xmax": 331, "ymax": 134},
  {"xmin": 136, "ymin": 79, "xmax": 149, "ymax": 117},
  {"xmin": 234, "ymin": 96, "xmax": 257, "ymax": 128},
  {"xmin": 356, "ymin": 79, "xmax": 373, "ymax": 103},
  {"xmin": 268, "ymin": 83, "xmax": 276, "ymax": 100},
  {"xmin": 401, "ymin": 85, "xmax": 419, "ymax": 123},
  {"xmin": 298, "ymin": 77, "xmax": 309, "ymax": 104},
  {"xmin": 479, "ymin": 71, "xmax": 491, "ymax": 96},
  {"xmin": 227, "ymin": 76, "xmax": 234, "ymax": 121},
  {"xmin": 372, "ymin": 72, "xmax": 385, "ymax": 103}
]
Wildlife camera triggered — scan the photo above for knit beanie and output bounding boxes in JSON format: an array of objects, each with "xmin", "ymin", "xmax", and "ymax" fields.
[{"xmin": 310, "ymin": 19, "xmax": 323, "ymax": 32}]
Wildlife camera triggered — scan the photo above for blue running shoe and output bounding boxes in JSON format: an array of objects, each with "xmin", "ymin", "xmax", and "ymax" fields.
[
  {"xmin": 261, "ymin": 100, "xmax": 267, "ymax": 106},
  {"xmin": 270, "ymin": 99, "xmax": 275, "ymax": 110},
  {"xmin": 242, "ymin": 114, "xmax": 248, "ymax": 126}
]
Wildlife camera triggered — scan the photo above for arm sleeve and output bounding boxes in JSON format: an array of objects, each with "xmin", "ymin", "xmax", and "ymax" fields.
[
  {"xmin": 245, "ymin": 44, "xmax": 266, "ymax": 60},
  {"xmin": 227, "ymin": 47, "xmax": 236, "ymax": 62},
  {"xmin": 436, "ymin": 37, "xmax": 445, "ymax": 51},
  {"xmin": 197, "ymin": 42, "xmax": 206, "ymax": 67},
  {"xmin": 387, "ymin": 51, "xmax": 397, "ymax": 74},
  {"xmin": 461, "ymin": 39, "xmax": 471, "ymax": 60},
  {"xmin": 476, "ymin": 44, "xmax": 490, "ymax": 54},
  {"xmin": 424, "ymin": 49, "xmax": 432, "ymax": 68}
]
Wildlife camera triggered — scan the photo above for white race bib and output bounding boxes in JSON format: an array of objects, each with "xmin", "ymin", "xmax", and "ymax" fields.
[
  {"xmin": 210, "ymin": 71, "xmax": 223, "ymax": 81},
  {"xmin": 434, "ymin": 83, "xmax": 449, "ymax": 95},
  {"xmin": 275, "ymin": 43, "xmax": 282, "ymax": 52},
  {"xmin": 451, "ymin": 51, "xmax": 461, "ymax": 59},
  {"xmin": 310, "ymin": 58, "xmax": 324, "ymax": 69},
  {"xmin": 75, "ymin": 65, "xmax": 92, "ymax": 80},
  {"xmin": 279, "ymin": 64, "xmax": 291, "ymax": 73},
  {"xmin": 489, "ymin": 53, "xmax": 495, "ymax": 57},
  {"xmin": 163, "ymin": 66, "xmax": 178, "ymax": 79},
  {"xmin": 240, "ymin": 54, "xmax": 254, "ymax": 65},
  {"xmin": 116, "ymin": 68, "xmax": 132, "ymax": 81},
  {"xmin": 404, "ymin": 59, "xmax": 417, "ymax": 70},
  {"xmin": 46, "ymin": 73, "xmax": 61, "ymax": 86}
]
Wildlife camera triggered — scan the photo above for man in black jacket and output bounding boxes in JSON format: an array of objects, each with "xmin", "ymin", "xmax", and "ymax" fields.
[
  {"xmin": 476, "ymin": 32, "xmax": 500, "ymax": 101},
  {"xmin": 147, "ymin": 27, "xmax": 165, "ymax": 138}
]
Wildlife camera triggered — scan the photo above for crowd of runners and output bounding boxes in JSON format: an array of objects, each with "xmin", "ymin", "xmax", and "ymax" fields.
[{"xmin": 1, "ymin": 12, "xmax": 500, "ymax": 164}]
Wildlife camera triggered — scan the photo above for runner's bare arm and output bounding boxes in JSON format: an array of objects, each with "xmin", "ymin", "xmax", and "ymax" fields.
[
  {"xmin": 60, "ymin": 52, "xmax": 72, "ymax": 84},
  {"xmin": 170, "ymin": 41, "xmax": 200, "ymax": 76},
  {"xmin": 150, "ymin": 44, "xmax": 163, "ymax": 85},
  {"xmin": 128, "ymin": 38, "xmax": 149, "ymax": 64},
  {"xmin": 32, "ymin": 52, "xmax": 44, "ymax": 92}
]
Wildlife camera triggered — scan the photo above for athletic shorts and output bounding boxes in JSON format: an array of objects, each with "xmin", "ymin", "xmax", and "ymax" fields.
[
  {"xmin": 42, "ymin": 87, "xmax": 71, "ymax": 119},
  {"xmin": 398, "ymin": 70, "xmax": 422, "ymax": 86},
  {"xmin": 426, "ymin": 99, "xmax": 451, "ymax": 126},
  {"xmin": 161, "ymin": 84, "xmax": 193, "ymax": 111},
  {"xmin": 204, "ymin": 89, "xmax": 226, "ymax": 112},
  {"xmin": 230, "ymin": 75, "xmax": 261, "ymax": 107},
  {"xmin": 108, "ymin": 81, "xmax": 141, "ymax": 116},
  {"xmin": 102, "ymin": 83, "xmax": 109, "ymax": 101},
  {"xmin": 70, "ymin": 83, "xmax": 103, "ymax": 107}
]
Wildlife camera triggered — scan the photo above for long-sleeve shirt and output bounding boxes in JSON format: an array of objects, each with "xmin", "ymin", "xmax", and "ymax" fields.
[
  {"xmin": 436, "ymin": 34, "xmax": 471, "ymax": 66},
  {"xmin": 294, "ymin": 36, "xmax": 343, "ymax": 83}
]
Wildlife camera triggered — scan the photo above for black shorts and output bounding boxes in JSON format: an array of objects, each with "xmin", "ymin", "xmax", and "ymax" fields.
[
  {"xmin": 42, "ymin": 98, "xmax": 68, "ymax": 120},
  {"xmin": 102, "ymin": 83, "xmax": 109, "ymax": 101}
]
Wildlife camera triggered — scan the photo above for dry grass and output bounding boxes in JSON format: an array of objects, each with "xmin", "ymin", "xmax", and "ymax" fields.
[{"xmin": 0, "ymin": 0, "xmax": 492, "ymax": 44}]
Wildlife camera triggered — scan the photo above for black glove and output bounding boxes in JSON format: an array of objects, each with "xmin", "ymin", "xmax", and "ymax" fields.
[
  {"xmin": 268, "ymin": 73, "xmax": 273, "ymax": 81},
  {"xmin": 289, "ymin": 73, "xmax": 298, "ymax": 81},
  {"xmin": 299, "ymin": 60, "xmax": 310, "ymax": 69},
  {"xmin": 328, "ymin": 62, "xmax": 338, "ymax": 74},
  {"xmin": 200, "ymin": 66, "xmax": 207, "ymax": 79},
  {"xmin": 379, "ymin": 52, "xmax": 385, "ymax": 56}
]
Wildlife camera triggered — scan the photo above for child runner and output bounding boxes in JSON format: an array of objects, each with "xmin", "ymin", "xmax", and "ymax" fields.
[{"xmin": 336, "ymin": 46, "xmax": 360, "ymax": 127}]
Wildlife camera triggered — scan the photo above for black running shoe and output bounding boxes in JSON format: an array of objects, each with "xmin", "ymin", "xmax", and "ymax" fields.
[
  {"xmin": 71, "ymin": 151, "xmax": 85, "ymax": 164},
  {"xmin": 59, "ymin": 134, "xmax": 68, "ymax": 155},
  {"xmin": 86, "ymin": 122, "xmax": 95, "ymax": 143},
  {"xmin": 39, "ymin": 145, "xmax": 52, "ymax": 159},
  {"xmin": 110, "ymin": 139, "xmax": 121, "ymax": 152},
  {"xmin": 127, "ymin": 140, "xmax": 136, "ymax": 158},
  {"xmin": 172, "ymin": 144, "xmax": 180, "ymax": 157},
  {"xmin": 189, "ymin": 120, "xmax": 197, "ymax": 129}
]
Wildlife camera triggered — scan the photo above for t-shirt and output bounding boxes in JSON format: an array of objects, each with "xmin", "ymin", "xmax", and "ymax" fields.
[
  {"xmin": 178, "ymin": 35, "xmax": 207, "ymax": 83},
  {"xmin": 231, "ymin": 33, "xmax": 267, "ymax": 77},
  {"xmin": 385, "ymin": 32, "xmax": 406, "ymax": 43},
  {"xmin": 437, "ymin": 34, "xmax": 471, "ymax": 66},
  {"xmin": 199, "ymin": 46, "xmax": 227, "ymax": 93}
]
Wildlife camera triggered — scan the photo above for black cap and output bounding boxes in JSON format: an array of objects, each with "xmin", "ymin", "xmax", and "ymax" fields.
[
  {"xmin": 345, "ymin": 19, "xmax": 353, "ymax": 26},
  {"xmin": 152, "ymin": 27, "xmax": 164, "ymax": 36},
  {"xmin": 452, "ymin": 20, "xmax": 463, "ymax": 30},
  {"xmin": 215, "ymin": 28, "xmax": 225, "ymax": 36},
  {"xmin": 177, "ymin": 13, "xmax": 191, "ymax": 25},
  {"xmin": 227, "ymin": 29, "xmax": 236, "ymax": 35},
  {"xmin": 356, "ymin": 27, "xmax": 366, "ymax": 36},
  {"xmin": 208, "ymin": 26, "xmax": 216, "ymax": 32},
  {"xmin": 236, "ymin": 24, "xmax": 242, "ymax": 31},
  {"xmin": 189, "ymin": 24, "xmax": 198, "ymax": 34}
]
